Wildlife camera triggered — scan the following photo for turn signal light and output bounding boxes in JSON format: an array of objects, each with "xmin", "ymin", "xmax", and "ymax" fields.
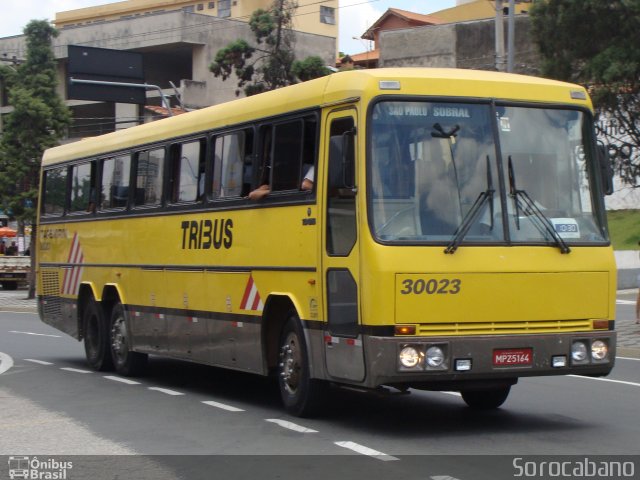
[
  {"xmin": 592, "ymin": 320, "xmax": 609, "ymax": 330},
  {"xmin": 395, "ymin": 325, "xmax": 416, "ymax": 335}
]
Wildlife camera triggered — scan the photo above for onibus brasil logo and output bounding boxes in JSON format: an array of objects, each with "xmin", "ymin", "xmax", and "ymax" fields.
[{"xmin": 8, "ymin": 456, "xmax": 73, "ymax": 479}]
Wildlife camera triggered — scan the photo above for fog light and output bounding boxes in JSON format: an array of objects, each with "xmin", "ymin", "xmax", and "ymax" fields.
[
  {"xmin": 426, "ymin": 346, "xmax": 445, "ymax": 368},
  {"xmin": 571, "ymin": 341, "xmax": 588, "ymax": 363},
  {"xmin": 552, "ymin": 355, "xmax": 567, "ymax": 368},
  {"xmin": 591, "ymin": 340, "xmax": 608, "ymax": 361},
  {"xmin": 455, "ymin": 359, "xmax": 472, "ymax": 371},
  {"xmin": 399, "ymin": 346, "xmax": 421, "ymax": 368}
]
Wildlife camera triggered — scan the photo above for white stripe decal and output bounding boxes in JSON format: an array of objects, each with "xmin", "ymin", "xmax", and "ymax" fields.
[
  {"xmin": 104, "ymin": 376, "xmax": 141, "ymax": 385},
  {"xmin": 201, "ymin": 400, "xmax": 245, "ymax": 412},
  {"xmin": 0, "ymin": 352, "xmax": 14, "ymax": 375},
  {"xmin": 148, "ymin": 387, "xmax": 185, "ymax": 396},
  {"xmin": 60, "ymin": 367, "xmax": 92, "ymax": 374},
  {"xmin": 334, "ymin": 441, "xmax": 398, "ymax": 461},
  {"xmin": 265, "ymin": 419, "xmax": 318, "ymax": 433},
  {"xmin": 24, "ymin": 359, "xmax": 54, "ymax": 365}
]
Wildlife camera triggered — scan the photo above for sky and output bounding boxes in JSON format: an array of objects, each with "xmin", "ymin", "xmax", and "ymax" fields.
[{"xmin": 0, "ymin": 0, "xmax": 457, "ymax": 54}]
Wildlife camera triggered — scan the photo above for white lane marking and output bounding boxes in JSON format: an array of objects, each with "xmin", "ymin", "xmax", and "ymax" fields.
[
  {"xmin": 60, "ymin": 367, "xmax": 92, "ymax": 374},
  {"xmin": 617, "ymin": 356, "xmax": 640, "ymax": 362},
  {"xmin": 569, "ymin": 374, "xmax": 640, "ymax": 388},
  {"xmin": 440, "ymin": 391, "xmax": 462, "ymax": 397},
  {"xmin": 201, "ymin": 400, "xmax": 245, "ymax": 412},
  {"xmin": 265, "ymin": 419, "xmax": 318, "ymax": 433},
  {"xmin": 0, "ymin": 352, "xmax": 14, "ymax": 375},
  {"xmin": 24, "ymin": 359, "xmax": 54, "ymax": 365},
  {"xmin": 9, "ymin": 330, "xmax": 61, "ymax": 338},
  {"xmin": 148, "ymin": 387, "xmax": 185, "ymax": 396},
  {"xmin": 616, "ymin": 300, "xmax": 635, "ymax": 305},
  {"xmin": 334, "ymin": 441, "xmax": 399, "ymax": 461},
  {"xmin": 431, "ymin": 476, "xmax": 463, "ymax": 480},
  {"xmin": 104, "ymin": 376, "xmax": 141, "ymax": 385},
  {"xmin": 0, "ymin": 311, "xmax": 38, "ymax": 315}
]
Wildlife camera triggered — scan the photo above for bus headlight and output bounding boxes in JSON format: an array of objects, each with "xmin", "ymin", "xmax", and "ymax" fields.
[
  {"xmin": 426, "ymin": 346, "xmax": 445, "ymax": 368},
  {"xmin": 399, "ymin": 346, "xmax": 421, "ymax": 368},
  {"xmin": 571, "ymin": 341, "xmax": 588, "ymax": 363},
  {"xmin": 591, "ymin": 340, "xmax": 608, "ymax": 361}
]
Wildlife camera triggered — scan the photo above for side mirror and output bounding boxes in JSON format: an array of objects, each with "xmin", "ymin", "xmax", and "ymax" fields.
[{"xmin": 597, "ymin": 143, "xmax": 614, "ymax": 196}]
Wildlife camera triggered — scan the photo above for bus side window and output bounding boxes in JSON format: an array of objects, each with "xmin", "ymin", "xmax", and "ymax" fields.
[
  {"xmin": 326, "ymin": 117, "xmax": 357, "ymax": 256},
  {"xmin": 42, "ymin": 167, "xmax": 68, "ymax": 216},
  {"xmin": 69, "ymin": 162, "xmax": 94, "ymax": 213},
  {"xmin": 100, "ymin": 154, "xmax": 131, "ymax": 210},
  {"xmin": 212, "ymin": 128, "xmax": 253, "ymax": 199},
  {"xmin": 135, "ymin": 148, "xmax": 165, "ymax": 207},
  {"xmin": 169, "ymin": 139, "xmax": 205, "ymax": 203},
  {"xmin": 272, "ymin": 119, "xmax": 303, "ymax": 192}
]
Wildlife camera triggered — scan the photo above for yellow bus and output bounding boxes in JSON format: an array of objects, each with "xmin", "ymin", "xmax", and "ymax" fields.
[{"xmin": 37, "ymin": 68, "xmax": 616, "ymax": 416}]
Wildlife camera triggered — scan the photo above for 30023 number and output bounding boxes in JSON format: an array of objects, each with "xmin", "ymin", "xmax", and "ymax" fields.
[{"xmin": 400, "ymin": 278, "xmax": 461, "ymax": 295}]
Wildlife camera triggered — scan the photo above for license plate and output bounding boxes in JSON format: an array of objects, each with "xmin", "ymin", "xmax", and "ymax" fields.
[{"xmin": 493, "ymin": 348, "xmax": 533, "ymax": 366}]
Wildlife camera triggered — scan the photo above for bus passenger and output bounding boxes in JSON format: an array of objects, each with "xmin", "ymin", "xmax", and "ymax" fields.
[
  {"xmin": 301, "ymin": 165, "xmax": 314, "ymax": 191},
  {"xmin": 248, "ymin": 184, "xmax": 271, "ymax": 201}
]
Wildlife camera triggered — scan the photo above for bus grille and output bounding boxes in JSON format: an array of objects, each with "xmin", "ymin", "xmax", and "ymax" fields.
[
  {"xmin": 40, "ymin": 269, "xmax": 62, "ymax": 318},
  {"xmin": 417, "ymin": 319, "xmax": 593, "ymax": 336}
]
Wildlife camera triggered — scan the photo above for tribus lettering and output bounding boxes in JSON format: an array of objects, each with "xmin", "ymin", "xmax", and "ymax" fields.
[{"xmin": 181, "ymin": 219, "xmax": 233, "ymax": 250}]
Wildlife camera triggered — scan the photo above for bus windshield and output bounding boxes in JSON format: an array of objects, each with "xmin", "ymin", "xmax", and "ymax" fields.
[{"xmin": 368, "ymin": 100, "xmax": 608, "ymax": 247}]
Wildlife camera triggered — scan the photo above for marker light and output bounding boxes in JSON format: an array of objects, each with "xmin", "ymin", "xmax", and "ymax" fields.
[
  {"xmin": 399, "ymin": 346, "xmax": 421, "ymax": 368},
  {"xmin": 455, "ymin": 359, "xmax": 472, "ymax": 371},
  {"xmin": 395, "ymin": 325, "xmax": 416, "ymax": 336},
  {"xmin": 571, "ymin": 341, "xmax": 588, "ymax": 363},
  {"xmin": 426, "ymin": 346, "xmax": 445, "ymax": 368},
  {"xmin": 591, "ymin": 340, "xmax": 608, "ymax": 361}
]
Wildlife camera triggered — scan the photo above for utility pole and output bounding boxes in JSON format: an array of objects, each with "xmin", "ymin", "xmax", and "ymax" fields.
[
  {"xmin": 495, "ymin": 0, "xmax": 506, "ymax": 71},
  {"xmin": 507, "ymin": 0, "xmax": 516, "ymax": 72}
]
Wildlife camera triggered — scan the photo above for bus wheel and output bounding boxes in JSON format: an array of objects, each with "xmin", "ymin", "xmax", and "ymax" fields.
[
  {"xmin": 278, "ymin": 314, "xmax": 325, "ymax": 417},
  {"xmin": 461, "ymin": 386, "xmax": 511, "ymax": 410},
  {"xmin": 83, "ymin": 298, "xmax": 113, "ymax": 371},
  {"xmin": 110, "ymin": 302, "xmax": 147, "ymax": 376}
]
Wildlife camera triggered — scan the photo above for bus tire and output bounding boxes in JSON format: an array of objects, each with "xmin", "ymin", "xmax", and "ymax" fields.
[
  {"xmin": 461, "ymin": 386, "xmax": 511, "ymax": 410},
  {"xmin": 83, "ymin": 298, "xmax": 113, "ymax": 371},
  {"xmin": 109, "ymin": 302, "xmax": 147, "ymax": 377},
  {"xmin": 278, "ymin": 314, "xmax": 326, "ymax": 417}
]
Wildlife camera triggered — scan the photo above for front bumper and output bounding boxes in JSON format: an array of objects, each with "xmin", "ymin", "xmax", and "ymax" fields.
[{"xmin": 365, "ymin": 331, "xmax": 616, "ymax": 389}]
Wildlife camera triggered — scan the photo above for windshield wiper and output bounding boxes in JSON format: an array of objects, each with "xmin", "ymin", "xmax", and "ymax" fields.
[
  {"xmin": 508, "ymin": 156, "xmax": 570, "ymax": 254},
  {"xmin": 445, "ymin": 156, "xmax": 494, "ymax": 254}
]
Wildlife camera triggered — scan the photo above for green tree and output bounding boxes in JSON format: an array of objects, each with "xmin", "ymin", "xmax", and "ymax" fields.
[
  {"xmin": 530, "ymin": 0, "xmax": 640, "ymax": 188},
  {"xmin": 0, "ymin": 20, "xmax": 71, "ymax": 297},
  {"xmin": 210, "ymin": 0, "xmax": 330, "ymax": 96}
]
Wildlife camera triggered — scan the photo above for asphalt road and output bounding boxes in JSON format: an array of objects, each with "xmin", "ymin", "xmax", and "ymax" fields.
[{"xmin": 0, "ymin": 300, "xmax": 639, "ymax": 479}]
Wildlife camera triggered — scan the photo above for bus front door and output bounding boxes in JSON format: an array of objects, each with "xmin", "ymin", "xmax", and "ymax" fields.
[{"xmin": 322, "ymin": 111, "xmax": 365, "ymax": 382}]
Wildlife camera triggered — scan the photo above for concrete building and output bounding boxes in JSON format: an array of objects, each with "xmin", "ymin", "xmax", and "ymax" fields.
[{"xmin": 0, "ymin": 0, "xmax": 337, "ymax": 139}]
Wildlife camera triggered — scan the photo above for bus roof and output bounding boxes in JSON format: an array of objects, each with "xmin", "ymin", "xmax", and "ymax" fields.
[{"xmin": 42, "ymin": 68, "xmax": 590, "ymax": 167}]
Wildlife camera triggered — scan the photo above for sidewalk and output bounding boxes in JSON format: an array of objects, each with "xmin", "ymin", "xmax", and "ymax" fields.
[{"xmin": 1, "ymin": 288, "xmax": 639, "ymax": 357}]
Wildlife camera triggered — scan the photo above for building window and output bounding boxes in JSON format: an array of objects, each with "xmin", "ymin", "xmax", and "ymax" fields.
[
  {"xmin": 182, "ymin": 5, "xmax": 195, "ymax": 13},
  {"xmin": 208, "ymin": 1, "xmax": 215, "ymax": 8},
  {"xmin": 218, "ymin": 0, "xmax": 231, "ymax": 17},
  {"xmin": 320, "ymin": 6, "xmax": 335, "ymax": 25},
  {"xmin": 197, "ymin": 3, "xmax": 204, "ymax": 11}
]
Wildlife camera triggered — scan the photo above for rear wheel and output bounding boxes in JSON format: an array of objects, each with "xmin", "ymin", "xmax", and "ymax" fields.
[
  {"xmin": 83, "ymin": 298, "xmax": 113, "ymax": 371},
  {"xmin": 461, "ymin": 386, "xmax": 511, "ymax": 410},
  {"xmin": 110, "ymin": 302, "xmax": 147, "ymax": 376},
  {"xmin": 278, "ymin": 314, "xmax": 326, "ymax": 417}
]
